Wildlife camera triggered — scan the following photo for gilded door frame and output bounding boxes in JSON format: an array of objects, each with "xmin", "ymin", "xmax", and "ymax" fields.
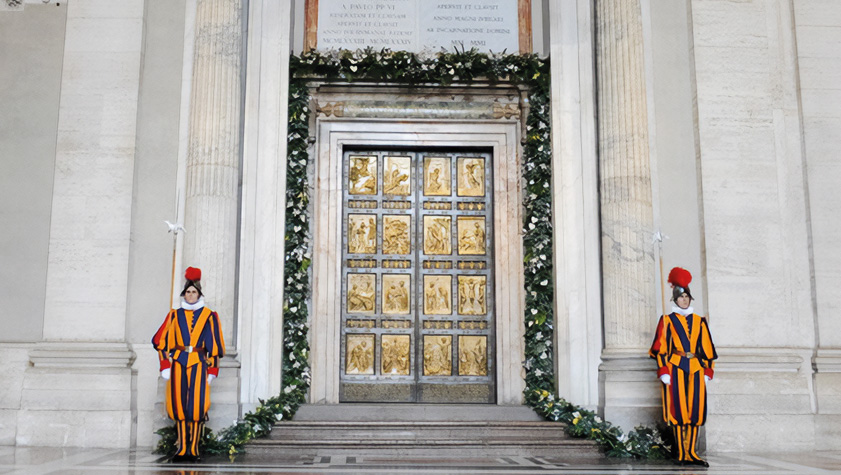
[{"xmin": 310, "ymin": 116, "xmax": 526, "ymax": 405}]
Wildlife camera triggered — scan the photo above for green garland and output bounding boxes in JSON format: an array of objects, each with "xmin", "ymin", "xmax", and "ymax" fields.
[{"xmin": 154, "ymin": 47, "xmax": 668, "ymax": 460}]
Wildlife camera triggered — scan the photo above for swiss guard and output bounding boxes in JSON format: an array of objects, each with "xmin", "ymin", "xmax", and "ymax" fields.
[
  {"xmin": 152, "ymin": 267, "xmax": 226, "ymax": 462},
  {"xmin": 649, "ymin": 267, "xmax": 718, "ymax": 467}
]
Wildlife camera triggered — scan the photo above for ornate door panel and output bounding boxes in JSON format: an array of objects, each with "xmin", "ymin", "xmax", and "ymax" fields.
[{"xmin": 340, "ymin": 149, "xmax": 495, "ymax": 403}]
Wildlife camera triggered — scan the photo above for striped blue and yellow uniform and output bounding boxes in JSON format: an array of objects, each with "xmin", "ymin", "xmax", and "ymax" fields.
[
  {"xmin": 152, "ymin": 306, "xmax": 225, "ymax": 458},
  {"xmin": 649, "ymin": 312, "xmax": 717, "ymax": 462}
]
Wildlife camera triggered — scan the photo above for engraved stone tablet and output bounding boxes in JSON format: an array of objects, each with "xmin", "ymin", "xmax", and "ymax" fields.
[{"xmin": 317, "ymin": 1, "xmax": 520, "ymax": 53}]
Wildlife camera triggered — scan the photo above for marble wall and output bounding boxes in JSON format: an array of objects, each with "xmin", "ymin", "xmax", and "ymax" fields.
[
  {"xmin": 690, "ymin": 0, "xmax": 818, "ymax": 451},
  {"xmin": 793, "ymin": 0, "xmax": 841, "ymax": 450},
  {"xmin": 0, "ymin": 3, "xmax": 66, "ymax": 446},
  {"xmin": 0, "ymin": 4, "xmax": 66, "ymax": 342}
]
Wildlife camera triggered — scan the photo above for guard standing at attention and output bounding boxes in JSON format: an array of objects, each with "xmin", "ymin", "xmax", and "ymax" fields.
[
  {"xmin": 152, "ymin": 267, "xmax": 226, "ymax": 462},
  {"xmin": 649, "ymin": 267, "xmax": 718, "ymax": 467}
]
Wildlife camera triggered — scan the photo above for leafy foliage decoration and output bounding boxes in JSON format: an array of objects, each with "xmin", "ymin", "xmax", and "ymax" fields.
[{"xmin": 154, "ymin": 47, "xmax": 668, "ymax": 460}]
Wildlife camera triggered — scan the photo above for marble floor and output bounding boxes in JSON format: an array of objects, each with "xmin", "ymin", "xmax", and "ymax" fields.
[{"xmin": 0, "ymin": 447, "xmax": 839, "ymax": 474}]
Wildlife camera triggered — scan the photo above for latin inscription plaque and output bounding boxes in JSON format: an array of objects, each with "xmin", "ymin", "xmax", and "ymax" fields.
[{"xmin": 317, "ymin": 0, "xmax": 519, "ymax": 53}]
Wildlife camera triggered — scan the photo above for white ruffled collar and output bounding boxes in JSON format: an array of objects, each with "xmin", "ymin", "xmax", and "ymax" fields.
[
  {"xmin": 181, "ymin": 297, "xmax": 205, "ymax": 311},
  {"xmin": 671, "ymin": 304, "xmax": 694, "ymax": 316}
]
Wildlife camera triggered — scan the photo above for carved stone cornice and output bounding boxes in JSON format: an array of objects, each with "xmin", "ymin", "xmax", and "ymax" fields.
[{"xmin": 315, "ymin": 99, "xmax": 520, "ymax": 121}]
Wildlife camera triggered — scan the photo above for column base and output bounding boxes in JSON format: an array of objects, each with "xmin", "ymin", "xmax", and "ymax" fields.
[
  {"xmin": 598, "ymin": 349, "xmax": 662, "ymax": 432},
  {"xmin": 705, "ymin": 347, "xmax": 816, "ymax": 452},
  {"xmin": 814, "ymin": 348, "xmax": 841, "ymax": 450},
  {"xmin": 18, "ymin": 341, "xmax": 135, "ymax": 448}
]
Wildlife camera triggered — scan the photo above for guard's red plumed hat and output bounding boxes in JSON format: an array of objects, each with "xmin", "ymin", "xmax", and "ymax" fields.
[
  {"xmin": 667, "ymin": 267, "xmax": 691, "ymax": 288},
  {"xmin": 668, "ymin": 267, "xmax": 693, "ymax": 301},
  {"xmin": 181, "ymin": 266, "xmax": 203, "ymax": 296},
  {"xmin": 185, "ymin": 266, "xmax": 201, "ymax": 282}
]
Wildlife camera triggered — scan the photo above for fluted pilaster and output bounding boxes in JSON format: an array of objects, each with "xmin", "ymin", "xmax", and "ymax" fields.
[
  {"xmin": 184, "ymin": 0, "xmax": 244, "ymax": 337},
  {"xmin": 596, "ymin": 0, "xmax": 655, "ymax": 350}
]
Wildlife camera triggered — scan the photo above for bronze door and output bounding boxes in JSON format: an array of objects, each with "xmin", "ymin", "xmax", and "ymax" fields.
[{"xmin": 340, "ymin": 149, "xmax": 495, "ymax": 403}]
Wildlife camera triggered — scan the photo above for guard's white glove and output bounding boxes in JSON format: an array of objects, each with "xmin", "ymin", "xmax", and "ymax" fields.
[
  {"xmin": 207, "ymin": 374, "xmax": 216, "ymax": 385},
  {"xmin": 704, "ymin": 375, "xmax": 711, "ymax": 382},
  {"xmin": 659, "ymin": 374, "xmax": 671, "ymax": 385},
  {"xmin": 161, "ymin": 368, "xmax": 171, "ymax": 380}
]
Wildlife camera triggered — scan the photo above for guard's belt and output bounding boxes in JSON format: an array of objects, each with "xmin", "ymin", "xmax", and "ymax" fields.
[{"xmin": 174, "ymin": 345, "xmax": 206, "ymax": 355}]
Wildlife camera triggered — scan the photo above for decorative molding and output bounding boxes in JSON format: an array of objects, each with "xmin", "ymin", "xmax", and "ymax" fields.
[
  {"xmin": 493, "ymin": 102, "xmax": 520, "ymax": 119},
  {"xmin": 814, "ymin": 348, "xmax": 841, "ymax": 373},
  {"xmin": 714, "ymin": 347, "xmax": 806, "ymax": 373},
  {"xmin": 316, "ymin": 101, "xmax": 344, "ymax": 117},
  {"xmin": 29, "ymin": 341, "xmax": 135, "ymax": 369}
]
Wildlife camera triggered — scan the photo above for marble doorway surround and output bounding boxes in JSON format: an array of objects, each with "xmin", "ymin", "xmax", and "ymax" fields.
[{"xmin": 307, "ymin": 83, "xmax": 527, "ymax": 405}]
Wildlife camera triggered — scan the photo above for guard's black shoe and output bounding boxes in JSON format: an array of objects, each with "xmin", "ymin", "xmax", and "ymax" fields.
[
  {"xmin": 691, "ymin": 459, "xmax": 710, "ymax": 467},
  {"xmin": 170, "ymin": 454, "xmax": 187, "ymax": 463}
]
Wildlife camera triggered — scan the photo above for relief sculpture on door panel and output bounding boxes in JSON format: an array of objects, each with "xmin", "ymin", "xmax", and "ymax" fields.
[
  {"xmin": 458, "ymin": 335, "xmax": 488, "ymax": 376},
  {"xmin": 423, "ymin": 216, "xmax": 452, "ymax": 255},
  {"xmin": 383, "ymin": 215, "xmax": 411, "ymax": 255},
  {"xmin": 382, "ymin": 274, "xmax": 411, "ymax": 315},
  {"xmin": 349, "ymin": 155, "xmax": 377, "ymax": 195},
  {"xmin": 383, "ymin": 156, "xmax": 411, "ymax": 195},
  {"xmin": 423, "ymin": 156, "xmax": 451, "ymax": 196},
  {"xmin": 381, "ymin": 334, "xmax": 411, "ymax": 375},
  {"xmin": 347, "ymin": 273, "xmax": 376, "ymax": 314},
  {"xmin": 423, "ymin": 275, "xmax": 452, "ymax": 315},
  {"xmin": 457, "ymin": 216, "xmax": 486, "ymax": 255},
  {"xmin": 457, "ymin": 157, "xmax": 484, "ymax": 197},
  {"xmin": 458, "ymin": 275, "xmax": 487, "ymax": 315},
  {"xmin": 423, "ymin": 335, "xmax": 452, "ymax": 376},
  {"xmin": 348, "ymin": 214, "xmax": 377, "ymax": 254},
  {"xmin": 346, "ymin": 334, "xmax": 375, "ymax": 374}
]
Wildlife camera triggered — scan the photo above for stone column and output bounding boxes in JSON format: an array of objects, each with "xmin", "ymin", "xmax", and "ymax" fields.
[
  {"xmin": 547, "ymin": 0, "xmax": 602, "ymax": 408},
  {"xmin": 182, "ymin": 0, "xmax": 244, "ymax": 342},
  {"xmin": 23, "ymin": 0, "xmax": 144, "ymax": 448},
  {"xmin": 237, "ymin": 0, "xmax": 293, "ymax": 410},
  {"xmin": 595, "ymin": 0, "xmax": 658, "ymax": 429}
]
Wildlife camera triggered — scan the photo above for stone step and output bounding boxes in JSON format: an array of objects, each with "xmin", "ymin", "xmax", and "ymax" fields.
[
  {"xmin": 265, "ymin": 421, "xmax": 574, "ymax": 442},
  {"xmin": 247, "ymin": 436, "xmax": 599, "ymax": 457},
  {"xmin": 292, "ymin": 403, "xmax": 544, "ymax": 422},
  {"xmin": 244, "ymin": 405, "xmax": 602, "ymax": 457}
]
